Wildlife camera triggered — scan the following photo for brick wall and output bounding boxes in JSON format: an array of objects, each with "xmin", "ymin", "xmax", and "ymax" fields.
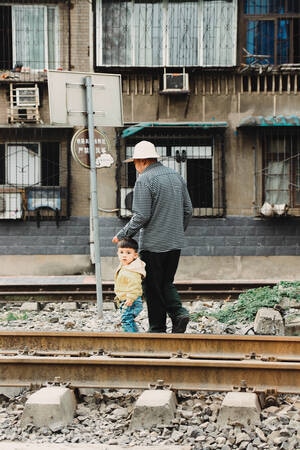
[{"xmin": 0, "ymin": 217, "xmax": 299, "ymax": 257}]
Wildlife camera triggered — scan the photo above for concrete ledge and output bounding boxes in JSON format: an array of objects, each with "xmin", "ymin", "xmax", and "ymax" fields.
[{"xmin": 1, "ymin": 255, "xmax": 300, "ymax": 281}]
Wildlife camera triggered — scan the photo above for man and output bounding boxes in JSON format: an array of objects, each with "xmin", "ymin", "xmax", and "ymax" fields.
[{"xmin": 112, "ymin": 140, "xmax": 193, "ymax": 333}]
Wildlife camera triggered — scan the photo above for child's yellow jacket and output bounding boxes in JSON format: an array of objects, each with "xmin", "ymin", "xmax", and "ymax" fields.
[{"xmin": 114, "ymin": 257, "xmax": 146, "ymax": 304}]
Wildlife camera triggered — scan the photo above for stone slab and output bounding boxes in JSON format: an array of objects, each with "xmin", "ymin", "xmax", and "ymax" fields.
[
  {"xmin": 254, "ymin": 307, "xmax": 284, "ymax": 335},
  {"xmin": 284, "ymin": 316, "xmax": 300, "ymax": 336}
]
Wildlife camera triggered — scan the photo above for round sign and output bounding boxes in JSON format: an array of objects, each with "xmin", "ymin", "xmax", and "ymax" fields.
[{"xmin": 71, "ymin": 128, "xmax": 114, "ymax": 169}]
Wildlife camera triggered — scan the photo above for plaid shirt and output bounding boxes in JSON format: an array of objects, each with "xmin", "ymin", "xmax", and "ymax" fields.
[{"xmin": 116, "ymin": 162, "xmax": 193, "ymax": 252}]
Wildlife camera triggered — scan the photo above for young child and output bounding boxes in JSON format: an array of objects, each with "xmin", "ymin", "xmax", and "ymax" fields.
[{"xmin": 114, "ymin": 237, "xmax": 146, "ymax": 332}]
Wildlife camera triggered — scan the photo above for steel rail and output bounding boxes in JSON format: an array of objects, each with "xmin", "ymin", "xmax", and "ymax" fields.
[
  {"xmin": 0, "ymin": 332, "xmax": 299, "ymax": 393},
  {"xmin": 0, "ymin": 281, "xmax": 277, "ymax": 302},
  {"xmin": 1, "ymin": 355, "xmax": 299, "ymax": 394},
  {"xmin": 1, "ymin": 331, "xmax": 299, "ymax": 358}
]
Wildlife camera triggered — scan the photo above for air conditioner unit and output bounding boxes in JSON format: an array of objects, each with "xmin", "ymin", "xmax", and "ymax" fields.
[
  {"xmin": 0, "ymin": 193, "xmax": 23, "ymax": 219},
  {"xmin": 163, "ymin": 73, "xmax": 189, "ymax": 91},
  {"xmin": 16, "ymin": 87, "xmax": 40, "ymax": 107},
  {"xmin": 120, "ymin": 188, "xmax": 133, "ymax": 217}
]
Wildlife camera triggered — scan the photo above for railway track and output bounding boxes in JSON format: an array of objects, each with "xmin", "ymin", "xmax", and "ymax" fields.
[
  {"xmin": 0, "ymin": 280, "xmax": 277, "ymax": 302},
  {"xmin": 0, "ymin": 331, "xmax": 299, "ymax": 394}
]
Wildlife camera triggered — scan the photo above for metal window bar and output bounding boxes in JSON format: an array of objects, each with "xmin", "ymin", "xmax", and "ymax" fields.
[
  {"xmin": 259, "ymin": 129, "xmax": 300, "ymax": 215},
  {"xmin": 119, "ymin": 136, "xmax": 225, "ymax": 218},
  {"xmin": 0, "ymin": 138, "xmax": 70, "ymax": 222},
  {"xmin": 98, "ymin": 0, "xmax": 237, "ymax": 67},
  {"xmin": 0, "ymin": 2, "xmax": 68, "ymax": 77}
]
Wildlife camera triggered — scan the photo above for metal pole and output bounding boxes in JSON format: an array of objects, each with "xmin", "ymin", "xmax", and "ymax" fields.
[{"xmin": 85, "ymin": 76, "xmax": 103, "ymax": 317}]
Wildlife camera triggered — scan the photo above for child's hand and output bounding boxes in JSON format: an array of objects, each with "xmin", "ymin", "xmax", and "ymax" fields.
[{"xmin": 125, "ymin": 299, "xmax": 134, "ymax": 307}]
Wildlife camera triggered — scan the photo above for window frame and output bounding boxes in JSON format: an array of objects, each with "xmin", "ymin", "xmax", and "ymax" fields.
[
  {"xmin": 119, "ymin": 133, "xmax": 226, "ymax": 218},
  {"xmin": 5, "ymin": 142, "xmax": 41, "ymax": 187},
  {"xmin": 0, "ymin": 4, "xmax": 60, "ymax": 71},
  {"xmin": 262, "ymin": 133, "xmax": 300, "ymax": 209},
  {"xmin": 95, "ymin": 0, "xmax": 237, "ymax": 68},
  {"xmin": 0, "ymin": 140, "xmax": 68, "ymax": 220},
  {"xmin": 240, "ymin": 0, "xmax": 300, "ymax": 66}
]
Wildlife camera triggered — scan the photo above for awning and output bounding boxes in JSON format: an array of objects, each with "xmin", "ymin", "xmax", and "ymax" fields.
[
  {"xmin": 238, "ymin": 115, "xmax": 300, "ymax": 127},
  {"xmin": 121, "ymin": 121, "xmax": 228, "ymax": 138}
]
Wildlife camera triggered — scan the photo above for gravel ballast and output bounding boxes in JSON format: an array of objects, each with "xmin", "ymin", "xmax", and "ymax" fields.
[{"xmin": 0, "ymin": 299, "xmax": 299, "ymax": 449}]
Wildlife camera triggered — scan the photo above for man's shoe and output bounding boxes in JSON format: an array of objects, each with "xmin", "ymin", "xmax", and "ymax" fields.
[{"xmin": 172, "ymin": 315, "xmax": 189, "ymax": 333}]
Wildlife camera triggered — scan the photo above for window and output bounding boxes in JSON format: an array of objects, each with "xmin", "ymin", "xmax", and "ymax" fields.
[
  {"xmin": 6, "ymin": 144, "xmax": 41, "ymax": 187},
  {"xmin": 96, "ymin": 0, "xmax": 237, "ymax": 67},
  {"xmin": 2, "ymin": 143, "xmax": 59, "ymax": 188},
  {"xmin": 262, "ymin": 134, "xmax": 300, "ymax": 208},
  {"xmin": 120, "ymin": 135, "xmax": 225, "ymax": 217},
  {"xmin": 0, "ymin": 5, "xmax": 59, "ymax": 70},
  {"xmin": 0, "ymin": 142, "xmax": 68, "ymax": 220},
  {"xmin": 242, "ymin": 0, "xmax": 300, "ymax": 65}
]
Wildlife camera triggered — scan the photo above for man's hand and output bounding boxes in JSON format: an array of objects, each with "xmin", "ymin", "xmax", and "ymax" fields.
[{"xmin": 112, "ymin": 236, "xmax": 119, "ymax": 244}]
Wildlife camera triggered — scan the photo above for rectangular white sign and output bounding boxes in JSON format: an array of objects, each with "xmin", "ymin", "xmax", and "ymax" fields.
[{"xmin": 48, "ymin": 70, "xmax": 123, "ymax": 127}]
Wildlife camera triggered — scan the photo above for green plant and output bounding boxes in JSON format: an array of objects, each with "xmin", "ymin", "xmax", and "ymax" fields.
[
  {"xmin": 278, "ymin": 281, "xmax": 300, "ymax": 302},
  {"xmin": 6, "ymin": 312, "xmax": 18, "ymax": 322},
  {"xmin": 212, "ymin": 286, "xmax": 279, "ymax": 324},
  {"xmin": 209, "ymin": 281, "xmax": 300, "ymax": 324},
  {"xmin": 6, "ymin": 311, "xmax": 29, "ymax": 322}
]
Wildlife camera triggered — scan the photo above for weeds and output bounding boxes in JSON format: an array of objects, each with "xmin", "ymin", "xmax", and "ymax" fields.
[
  {"xmin": 191, "ymin": 281, "xmax": 300, "ymax": 325},
  {"xmin": 2, "ymin": 311, "xmax": 29, "ymax": 322}
]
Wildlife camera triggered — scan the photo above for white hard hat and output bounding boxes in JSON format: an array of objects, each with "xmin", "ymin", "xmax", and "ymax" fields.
[{"xmin": 123, "ymin": 140, "xmax": 160, "ymax": 163}]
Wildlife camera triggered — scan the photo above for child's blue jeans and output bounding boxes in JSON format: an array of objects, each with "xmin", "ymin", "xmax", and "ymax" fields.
[{"xmin": 120, "ymin": 297, "xmax": 143, "ymax": 332}]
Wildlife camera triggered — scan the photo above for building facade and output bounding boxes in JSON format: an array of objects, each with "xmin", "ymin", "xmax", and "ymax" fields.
[{"xmin": 0, "ymin": 0, "xmax": 299, "ymax": 281}]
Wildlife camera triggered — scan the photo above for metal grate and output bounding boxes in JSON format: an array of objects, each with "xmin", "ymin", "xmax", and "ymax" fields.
[
  {"xmin": 97, "ymin": 0, "xmax": 237, "ymax": 67},
  {"xmin": 0, "ymin": 1, "xmax": 68, "ymax": 78},
  {"xmin": 119, "ymin": 132, "xmax": 225, "ymax": 218},
  {"xmin": 0, "ymin": 137, "xmax": 70, "ymax": 222}
]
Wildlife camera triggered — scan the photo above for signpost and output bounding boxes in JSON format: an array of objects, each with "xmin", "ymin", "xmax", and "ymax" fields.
[
  {"xmin": 71, "ymin": 128, "xmax": 113, "ymax": 169},
  {"xmin": 48, "ymin": 71, "xmax": 123, "ymax": 316}
]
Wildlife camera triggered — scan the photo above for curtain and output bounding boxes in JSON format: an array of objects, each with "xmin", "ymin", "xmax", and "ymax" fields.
[
  {"xmin": 168, "ymin": 2, "xmax": 198, "ymax": 66},
  {"xmin": 134, "ymin": 2, "xmax": 162, "ymax": 66},
  {"xmin": 265, "ymin": 161, "xmax": 290, "ymax": 204},
  {"xmin": 47, "ymin": 7, "xmax": 57, "ymax": 70},
  {"xmin": 13, "ymin": 6, "xmax": 45, "ymax": 70},
  {"xmin": 6, "ymin": 144, "xmax": 40, "ymax": 187},
  {"xmin": 202, "ymin": 0, "xmax": 237, "ymax": 66},
  {"xmin": 102, "ymin": 1, "xmax": 132, "ymax": 65}
]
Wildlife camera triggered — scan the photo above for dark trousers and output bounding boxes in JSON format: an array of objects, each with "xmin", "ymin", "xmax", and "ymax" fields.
[{"xmin": 140, "ymin": 250, "xmax": 189, "ymax": 333}]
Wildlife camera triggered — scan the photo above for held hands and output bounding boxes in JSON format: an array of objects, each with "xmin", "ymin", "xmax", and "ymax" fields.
[{"xmin": 124, "ymin": 299, "xmax": 134, "ymax": 307}]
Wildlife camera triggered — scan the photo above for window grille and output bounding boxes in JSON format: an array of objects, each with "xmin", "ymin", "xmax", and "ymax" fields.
[
  {"xmin": 242, "ymin": 1, "xmax": 300, "ymax": 66},
  {"xmin": 0, "ymin": 3, "xmax": 61, "ymax": 72},
  {"xmin": 0, "ymin": 140, "xmax": 69, "ymax": 221},
  {"xmin": 96, "ymin": 0, "xmax": 237, "ymax": 67},
  {"xmin": 252, "ymin": 126, "xmax": 300, "ymax": 217},
  {"xmin": 119, "ymin": 133, "xmax": 225, "ymax": 218},
  {"xmin": 260, "ymin": 130, "xmax": 300, "ymax": 214}
]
